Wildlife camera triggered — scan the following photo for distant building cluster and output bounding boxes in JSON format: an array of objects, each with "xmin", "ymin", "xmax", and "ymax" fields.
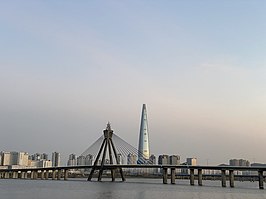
[
  {"xmin": 67, "ymin": 154, "xmax": 92, "ymax": 166},
  {"xmin": 229, "ymin": 159, "xmax": 250, "ymax": 167},
  {"xmin": 0, "ymin": 151, "xmax": 60, "ymax": 169}
]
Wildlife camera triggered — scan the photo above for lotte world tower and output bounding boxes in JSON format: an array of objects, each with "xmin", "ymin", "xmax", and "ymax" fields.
[{"xmin": 137, "ymin": 104, "xmax": 150, "ymax": 164}]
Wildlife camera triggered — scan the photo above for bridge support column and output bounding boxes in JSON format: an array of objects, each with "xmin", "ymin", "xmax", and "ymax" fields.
[
  {"xmin": 30, "ymin": 171, "xmax": 34, "ymax": 179},
  {"xmin": 41, "ymin": 170, "xmax": 45, "ymax": 180},
  {"xmin": 57, "ymin": 170, "xmax": 61, "ymax": 180},
  {"xmin": 171, "ymin": 168, "xmax": 175, "ymax": 184},
  {"xmin": 34, "ymin": 171, "xmax": 38, "ymax": 179},
  {"xmin": 221, "ymin": 170, "xmax": 226, "ymax": 187},
  {"xmin": 45, "ymin": 170, "xmax": 49, "ymax": 180},
  {"xmin": 52, "ymin": 170, "xmax": 56, "ymax": 180},
  {"xmin": 111, "ymin": 169, "xmax": 115, "ymax": 182},
  {"xmin": 23, "ymin": 171, "xmax": 27, "ymax": 179},
  {"xmin": 198, "ymin": 169, "xmax": 203, "ymax": 186},
  {"xmin": 5, "ymin": 172, "xmax": 9, "ymax": 179},
  {"xmin": 12, "ymin": 171, "xmax": 18, "ymax": 179},
  {"xmin": 64, "ymin": 169, "xmax": 68, "ymax": 180},
  {"xmin": 190, "ymin": 169, "xmax": 195, "ymax": 185},
  {"xmin": 24, "ymin": 172, "xmax": 28, "ymax": 179},
  {"xmin": 229, "ymin": 170, "xmax": 234, "ymax": 188},
  {"xmin": 258, "ymin": 170, "xmax": 264, "ymax": 189},
  {"xmin": 19, "ymin": 171, "xmax": 25, "ymax": 179},
  {"xmin": 163, "ymin": 168, "xmax": 168, "ymax": 184}
]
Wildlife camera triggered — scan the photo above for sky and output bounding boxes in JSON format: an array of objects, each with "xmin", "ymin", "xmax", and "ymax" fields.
[{"xmin": 0, "ymin": 0, "xmax": 265, "ymax": 165}]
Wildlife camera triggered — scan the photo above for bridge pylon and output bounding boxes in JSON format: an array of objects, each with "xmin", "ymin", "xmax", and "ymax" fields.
[{"xmin": 87, "ymin": 123, "xmax": 125, "ymax": 182}]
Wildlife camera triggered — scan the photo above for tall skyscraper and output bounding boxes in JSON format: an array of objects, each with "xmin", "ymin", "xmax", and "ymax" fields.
[{"xmin": 138, "ymin": 104, "xmax": 150, "ymax": 164}]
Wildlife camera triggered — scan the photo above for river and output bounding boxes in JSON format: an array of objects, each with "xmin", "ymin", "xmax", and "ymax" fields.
[{"xmin": 0, "ymin": 178, "xmax": 266, "ymax": 199}]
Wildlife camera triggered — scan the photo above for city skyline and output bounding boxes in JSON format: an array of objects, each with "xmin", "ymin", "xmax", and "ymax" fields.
[{"xmin": 0, "ymin": 1, "xmax": 265, "ymax": 165}]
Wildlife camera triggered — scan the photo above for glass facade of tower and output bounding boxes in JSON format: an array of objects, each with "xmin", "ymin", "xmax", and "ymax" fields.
[{"xmin": 138, "ymin": 104, "xmax": 150, "ymax": 163}]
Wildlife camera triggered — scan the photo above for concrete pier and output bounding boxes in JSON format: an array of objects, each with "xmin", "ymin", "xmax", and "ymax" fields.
[
  {"xmin": 229, "ymin": 170, "xmax": 234, "ymax": 188},
  {"xmin": 64, "ymin": 169, "xmax": 68, "ymax": 180},
  {"xmin": 163, "ymin": 168, "xmax": 168, "ymax": 184},
  {"xmin": 190, "ymin": 169, "xmax": 195, "ymax": 185},
  {"xmin": 41, "ymin": 170, "xmax": 45, "ymax": 180},
  {"xmin": 34, "ymin": 171, "xmax": 38, "ymax": 179},
  {"xmin": 171, "ymin": 168, "xmax": 175, "ymax": 184},
  {"xmin": 258, "ymin": 170, "xmax": 264, "ymax": 189},
  {"xmin": 21, "ymin": 171, "xmax": 25, "ymax": 179},
  {"xmin": 198, "ymin": 169, "xmax": 203, "ymax": 186},
  {"xmin": 5, "ymin": 172, "xmax": 10, "ymax": 179},
  {"xmin": 52, "ymin": 170, "xmax": 56, "ymax": 180},
  {"xmin": 57, "ymin": 170, "xmax": 61, "ymax": 180},
  {"xmin": 30, "ymin": 171, "xmax": 34, "ymax": 179},
  {"xmin": 45, "ymin": 170, "xmax": 49, "ymax": 180},
  {"xmin": 12, "ymin": 171, "xmax": 18, "ymax": 179},
  {"xmin": 221, "ymin": 170, "xmax": 226, "ymax": 187}
]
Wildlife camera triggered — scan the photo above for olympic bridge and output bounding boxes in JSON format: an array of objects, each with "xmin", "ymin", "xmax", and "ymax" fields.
[{"xmin": 1, "ymin": 124, "xmax": 266, "ymax": 189}]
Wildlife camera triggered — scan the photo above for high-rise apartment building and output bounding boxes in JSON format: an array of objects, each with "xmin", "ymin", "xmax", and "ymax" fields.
[
  {"xmin": 149, "ymin": 154, "xmax": 156, "ymax": 165},
  {"xmin": 138, "ymin": 104, "xmax": 150, "ymax": 164},
  {"xmin": 77, "ymin": 155, "xmax": 86, "ymax": 166},
  {"xmin": 127, "ymin": 153, "xmax": 137, "ymax": 165},
  {"xmin": 85, "ymin": 154, "xmax": 93, "ymax": 165},
  {"xmin": 158, "ymin": 155, "xmax": 169, "ymax": 165},
  {"xmin": 52, "ymin": 152, "xmax": 60, "ymax": 167},
  {"xmin": 67, "ymin": 154, "xmax": 77, "ymax": 166},
  {"xmin": 170, "ymin": 155, "xmax": 180, "ymax": 165},
  {"xmin": 0, "ymin": 151, "xmax": 28, "ymax": 166},
  {"xmin": 1, "ymin": 151, "xmax": 11, "ymax": 166},
  {"xmin": 187, "ymin": 158, "xmax": 197, "ymax": 166}
]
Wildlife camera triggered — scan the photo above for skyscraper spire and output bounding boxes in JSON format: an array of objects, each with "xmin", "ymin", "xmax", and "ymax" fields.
[{"xmin": 138, "ymin": 104, "xmax": 150, "ymax": 164}]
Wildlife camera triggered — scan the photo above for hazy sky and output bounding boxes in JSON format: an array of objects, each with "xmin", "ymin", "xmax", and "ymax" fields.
[{"xmin": 0, "ymin": 1, "xmax": 265, "ymax": 165}]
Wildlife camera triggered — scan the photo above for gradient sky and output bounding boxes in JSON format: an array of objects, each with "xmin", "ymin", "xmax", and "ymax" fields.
[{"xmin": 0, "ymin": 1, "xmax": 265, "ymax": 165}]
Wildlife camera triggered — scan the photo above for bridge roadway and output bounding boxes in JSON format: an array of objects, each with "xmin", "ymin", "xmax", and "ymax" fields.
[{"xmin": 1, "ymin": 165, "xmax": 266, "ymax": 189}]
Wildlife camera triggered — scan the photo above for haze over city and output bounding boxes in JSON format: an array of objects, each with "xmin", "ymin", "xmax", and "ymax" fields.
[{"xmin": 0, "ymin": 1, "xmax": 265, "ymax": 165}]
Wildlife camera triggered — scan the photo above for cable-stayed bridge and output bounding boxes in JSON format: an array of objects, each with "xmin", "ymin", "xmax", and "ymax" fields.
[
  {"xmin": 1, "ymin": 123, "xmax": 266, "ymax": 189},
  {"xmin": 81, "ymin": 123, "xmax": 154, "ymax": 166}
]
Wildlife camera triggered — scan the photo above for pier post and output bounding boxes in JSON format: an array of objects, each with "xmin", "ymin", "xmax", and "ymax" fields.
[
  {"xmin": 45, "ymin": 170, "xmax": 49, "ymax": 180},
  {"xmin": 41, "ymin": 170, "xmax": 45, "ymax": 180},
  {"xmin": 64, "ymin": 169, "xmax": 68, "ymax": 180},
  {"xmin": 33, "ymin": 171, "xmax": 38, "ymax": 179},
  {"xmin": 190, "ymin": 169, "xmax": 195, "ymax": 185},
  {"xmin": 52, "ymin": 170, "xmax": 56, "ymax": 180},
  {"xmin": 5, "ymin": 172, "xmax": 9, "ymax": 179},
  {"xmin": 12, "ymin": 171, "xmax": 17, "ymax": 179},
  {"xmin": 171, "ymin": 168, "xmax": 175, "ymax": 184},
  {"xmin": 57, "ymin": 170, "xmax": 61, "ymax": 180},
  {"xmin": 221, "ymin": 170, "xmax": 226, "ymax": 187},
  {"xmin": 163, "ymin": 168, "xmax": 168, "ymax": 184},
  {"xmin": 20, "ymin": 171, "xmax": 25, "ymax": 179},
  {"xmin": 229, "ymin": 170, "xmax": 234, "ymax": 188},
  {"xmin": 258, "ymin": 170, "xmax": 264, "ymax": 189},
  {"xmin": 24, "ymin": 171, "xmax": 27, "ymax": 179},
  {"xmin": 30, "ymin": 171, "xmax": 34, "ymax": 179},
  {"xmin": 23, "ymin": 172, "xmax": 27, "ymax": 179},
  {"xmin": 198, "ymin": 169, "xmax": 203, "ymax": 186}
]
